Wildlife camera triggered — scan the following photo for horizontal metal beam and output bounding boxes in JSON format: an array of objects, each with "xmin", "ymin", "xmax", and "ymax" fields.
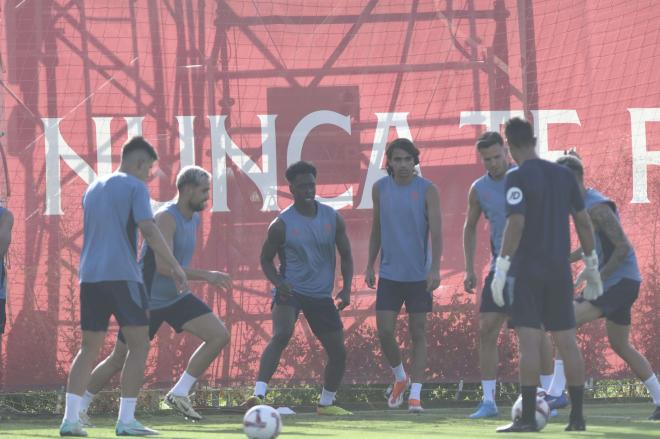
[
  {"xmin": 225, "ymin": 10, "xmax": 503, "ymax": 26},
  {"xmin": 214, "ymin": 60, "xmax": 485, "ymax": 79}
]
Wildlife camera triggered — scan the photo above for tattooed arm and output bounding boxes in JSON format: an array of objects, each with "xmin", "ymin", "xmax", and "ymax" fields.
[{"xmin": 588, "ymin": 203, "xmax": 632, "ymax": 281}]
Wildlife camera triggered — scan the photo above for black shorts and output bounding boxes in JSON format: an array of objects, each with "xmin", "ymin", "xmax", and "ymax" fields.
[
  {"xmin": 509, "ymin": 265, "xmax": 576, "ymax": 332},
  {"xmin": 480, "ymin": 271, "xmax": 512, "ymax": 314},
  {"xmin": 119, "ymin": 293, "xmax": 212, "ymax": 342},
  {"xmin": 273, "ymin": 290, "xmax": 343, "ymax": 336},
  {"xmin": 376, "ymin": 278, "xmax": 432, "ymax": 314},
  {"xmin": 80, "ymin": 281, "xmax": 149, "ymax": 331},
  {"xmin": 575, "ymin": 278, "xmax": 640, "ymax": 326},
  {"xmin": 0, "ymin": 298, "xmax": 5, "ymax": 334}
]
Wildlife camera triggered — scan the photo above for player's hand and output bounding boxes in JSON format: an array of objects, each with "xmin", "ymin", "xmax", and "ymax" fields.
[
  {"xmin": 172, "ymin": 264, "xmax": 189, "ymax": 293},
  {"xmin": 426, "ymin": 270, "xmax": 441, "ymax": 292},
  {"xmin": 276, "ymin": 279, "xmax": 294, "ymax": 299},
  {"xmin": 335, "ymin": 288, "xmax": 351, "ymax": 311},
  {"xmin": 206, "ymin": 271, "xmax": 232, "ymax": 291},
  {"xmin": 575, "ymin": 250, "xmax": 603, "ymax": 300},
  {"xmin": 364, "ymin": 266, "xmax": 377, "ymax": 289},
  {"xmin": 490, "ymin": 256, "xmax": 510, "ymax": 308},
  {"xmin": 463, "ymin": 270, "xmax": 477, "ymax": 294}
]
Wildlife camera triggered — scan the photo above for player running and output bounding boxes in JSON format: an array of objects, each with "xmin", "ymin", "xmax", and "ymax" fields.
[{"xmin": 77, "ymin": 166, "xmax": 231, "ymax": 426}]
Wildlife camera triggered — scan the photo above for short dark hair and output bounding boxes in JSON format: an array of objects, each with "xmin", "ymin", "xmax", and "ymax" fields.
[
  {"xmin": 556, "ymin": 154, "xmax": 584, "ymax": 178},
  {"xmin": 476, "ymin": 131, "xmax": 504, "ymax": 150},
  {"xmin": 285, "ymin": 160, "xmax": 317, "ymax": 183},
  {"xmin": 385, "ymin": 138, "xmax": 420, "ymax": 176},
  {"xmin": 504, "ymin": 117, "xmax": 535, "ymax": 148},
  {"xmin": 121, "ymin": 136, "xmax": 158, "ymax": 161}
]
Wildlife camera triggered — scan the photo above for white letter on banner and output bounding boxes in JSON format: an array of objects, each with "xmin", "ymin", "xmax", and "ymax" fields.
[
  {"xmin": 208, "ymin": 114, "xmax": 278, "ymax": 212},
  {"xmin": 530, "ymin": 110, "xmax": 581, "ymax": 161},
  {"xmin": 287, "ymin": 110, "xmax": 353, "ymax": 209},
  {"xmin": 43, "ymin": 118, "xmax": 102, "ymax": 215},
  {"xmin": 175, "ymin": 116, "xmax": 196, "ymax": 168},
  {"xmin": 629, "ymin": 108, "xmax": 660, "ymax": 203},
  {"xmin": 357, "ymin": 112, "xmax": 414, "ymax": 209}
]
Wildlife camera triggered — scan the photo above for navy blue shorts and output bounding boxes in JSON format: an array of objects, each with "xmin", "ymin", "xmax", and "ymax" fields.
[
  {"xmin": 0, "ymin": 298, "xmax": 5, "ymax": 334},
  {"xmin": 575, "ymin": 278, "xmax": 639, "ymax": 326},
  {"xmin": 273, "ymin": 289, "xmax": 343, "ymax": 336},
  {"xmin": 80, "ymin": 281, "xmax": 149, "ymax": 331},
  {"xmin": 118, "ymin": 293, "xmax": 212, "ymax": 342},
  {"xmin": 480, "ymin": 271, "xmax": 512, "ymax": 314},
  {"xmin": 376, "ymin": 278, "xmax": 432, "ymax": 314},
  {"xmin": 509, "ymin": 265, "xmax": 575, "ymax": 331}
]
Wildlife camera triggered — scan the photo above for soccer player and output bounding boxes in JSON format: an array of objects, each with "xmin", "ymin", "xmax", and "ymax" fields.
[
  {"xmin": 77, "ymin": 166, "xmax": 231, "ymax": 425},
  {"xmin": 60, "ymin": 137, "xmax": 187, "ymax": 437},
  {"xmin": 0, "ymin": 205, "xmax": 13, "ymax": 340},
  {"xmin": 244, "ymin": 161, "xmax": 354, "ymax": 415},
  {"xmin": 365, "ymin": 138, "xmax": 442, "ymax": 413},
  {"xmin": 556, "ymin": 153, "xmax": 660, "ymax": 421},
  {"xmin": 463, "ymin": 132, "xmax": 559, "ymax": 419},
  {"xmin": 492, "ymin": 118, "xmax": 602, "ymax": 432}
]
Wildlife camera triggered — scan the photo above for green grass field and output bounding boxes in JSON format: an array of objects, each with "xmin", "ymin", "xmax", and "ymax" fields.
[{"xmin": 1, "ymin": 402, "xmax": 657, "ymax": 438}]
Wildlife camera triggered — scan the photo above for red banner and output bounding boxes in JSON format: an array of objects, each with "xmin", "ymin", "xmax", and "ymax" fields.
[{"xmin": 0, "ymin": 0, "xmax": 658, "ymax": 390}]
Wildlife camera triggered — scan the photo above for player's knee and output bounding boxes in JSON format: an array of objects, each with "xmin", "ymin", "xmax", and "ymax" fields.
[
  {"xmin": 479, "ymin": 323, "xmax": 499, "ymax": 343},
  {"xmin": 377, "ymin": 325, "xmax": 396, "ymax": 342},
  {"xmin": 608, "ymin": 336, "xmax": 631, "ymax": 357},
  {"xmin": 329, "ymin": 343, "xmax": 347, "ymax": 364},
  {"xmin": 207, "ymin": 326, "xmax": 230, "ymax": 352},
  {"xmin": 410, "ymin": 325, "xmax": 426, "ymax": 342},
  {"xmin": 108, "ymin": 351, "xmax": 128, "ymax": 369}
]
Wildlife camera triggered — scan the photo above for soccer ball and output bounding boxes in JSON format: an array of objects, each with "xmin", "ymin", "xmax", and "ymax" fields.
[
  {"xmin": 511, "ymin": 389, "xmax": 551, "ymax": 431},
  {"xmin": 243, "ymin": 404, "xmax": 282, "ymax": 439}
]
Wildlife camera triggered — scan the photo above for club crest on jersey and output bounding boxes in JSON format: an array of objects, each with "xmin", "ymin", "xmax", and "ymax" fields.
[{"xmin": 507, "ymin": 187, "xmax": 523, "ymax": 205}]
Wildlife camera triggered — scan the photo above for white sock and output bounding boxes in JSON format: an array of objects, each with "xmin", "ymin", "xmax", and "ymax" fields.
[
  {"xmin": 392, "ymin": 363, "xmax": 406, "ymax": 381},
  {"xmin": 540, "ymin": 374, "xmax": 553, "ymax": 391},
  {"xmin": 254, "ymin": 381, "xmax": 268, "ymax": 398},
  {"xmin": 482, "ymin": 380, "xmax": 497, "ymax": 402},
  {"xmin": 63, "ymin": 393, "xmax": 81, "ymax": 423},
  {"xmin": 548, "ymin": 360, "xmax": 566, "ymax": 397},
  {"xmin": 118, "ymin": 397, "xmax": 137, "ymax": 423},
  {"xmin": 643, "ymin": 375, "xmax": 660, "ymax": 406},
  {"xmin": 170, "ymin": 371, "xmax": 197, "ymax": 397},
  {"xmin": 319, "ymin": 388, "xmax": 336, "ymax": 406},
  {"xmin": 409, "ymin": 383, "xmax": 422, "ymax": 401},
  {"xmin": 80, "ymin": 391, "xmax": 96, "ymax": 412}
]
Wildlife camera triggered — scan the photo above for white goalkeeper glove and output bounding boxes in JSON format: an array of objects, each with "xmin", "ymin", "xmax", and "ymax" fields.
[
  {"xmin": 491, "ymin": 256, "xmax": 511, "ymax": 308},
  {"xmin": 575, "ymin": 250, "xmax": 603, "ymax": 300}
]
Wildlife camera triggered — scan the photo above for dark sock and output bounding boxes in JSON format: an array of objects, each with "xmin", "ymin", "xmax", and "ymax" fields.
[
  {"xmin": 521, "ymin": 386, "xmax": 537, "ymax": 424},
  {"xmin": 568, "ymin": 385, "xmax": 584, "ymax": 421}
]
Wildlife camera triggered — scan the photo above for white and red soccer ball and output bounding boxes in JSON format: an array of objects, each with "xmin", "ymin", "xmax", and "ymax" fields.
[
  {"xmin": 243, "ymin": 404, "xmax": 282, "ymax": 439},
  {"xmin": 511, "ymin": 388, "xmax": 551, "ymax": 431}
]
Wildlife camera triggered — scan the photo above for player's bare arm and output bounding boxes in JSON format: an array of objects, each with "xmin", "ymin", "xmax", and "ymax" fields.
[
  {"xmin": 151, "ymin": 212, "xmax": 232, "ymax": 291},
  {"xmin": 260, "ymin": 218, "xmax": 292, "ymax": 297},
  {"xmin": 425, "ymin": 183, "xmax": 442, "ymax": 292},
  {"xmin": 365, "ymin": 183, "xmax": 381, "ymax": 289},
  {"xmin": 138, "ymin": 217, "xmax": 188, "ymax": 291},
  {"xmin": 335, "ymin": 213, "xmax": 353, "ymax": 310},
  {"xmin": 588, "ymin": 203, "xmax": 632, "ymax": 281},
  {"xmin": 571, "ymin": 209, "xmax": 596, "ymax": 257},
  {"xmin": 463, "ymin": 185, "xmax": 482, "ymax": 293},
  {"xmin": 499, "ymin": 213, "xmax": 525, "ymax": 259},
  {"xmin": 0, "ymin": 210, "xmax": 14, "ymax": 259}
]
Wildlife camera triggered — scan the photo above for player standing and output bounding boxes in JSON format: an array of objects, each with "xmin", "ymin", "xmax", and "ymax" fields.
[{"xmin": 365, "ymin": 138, "xmax": 442, "ymax": 413}]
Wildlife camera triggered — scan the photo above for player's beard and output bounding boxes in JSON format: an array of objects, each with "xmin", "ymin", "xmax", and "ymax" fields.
[{"xmin": 189, "ymin": 200, "xmax": 206, "ymax": 212}]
